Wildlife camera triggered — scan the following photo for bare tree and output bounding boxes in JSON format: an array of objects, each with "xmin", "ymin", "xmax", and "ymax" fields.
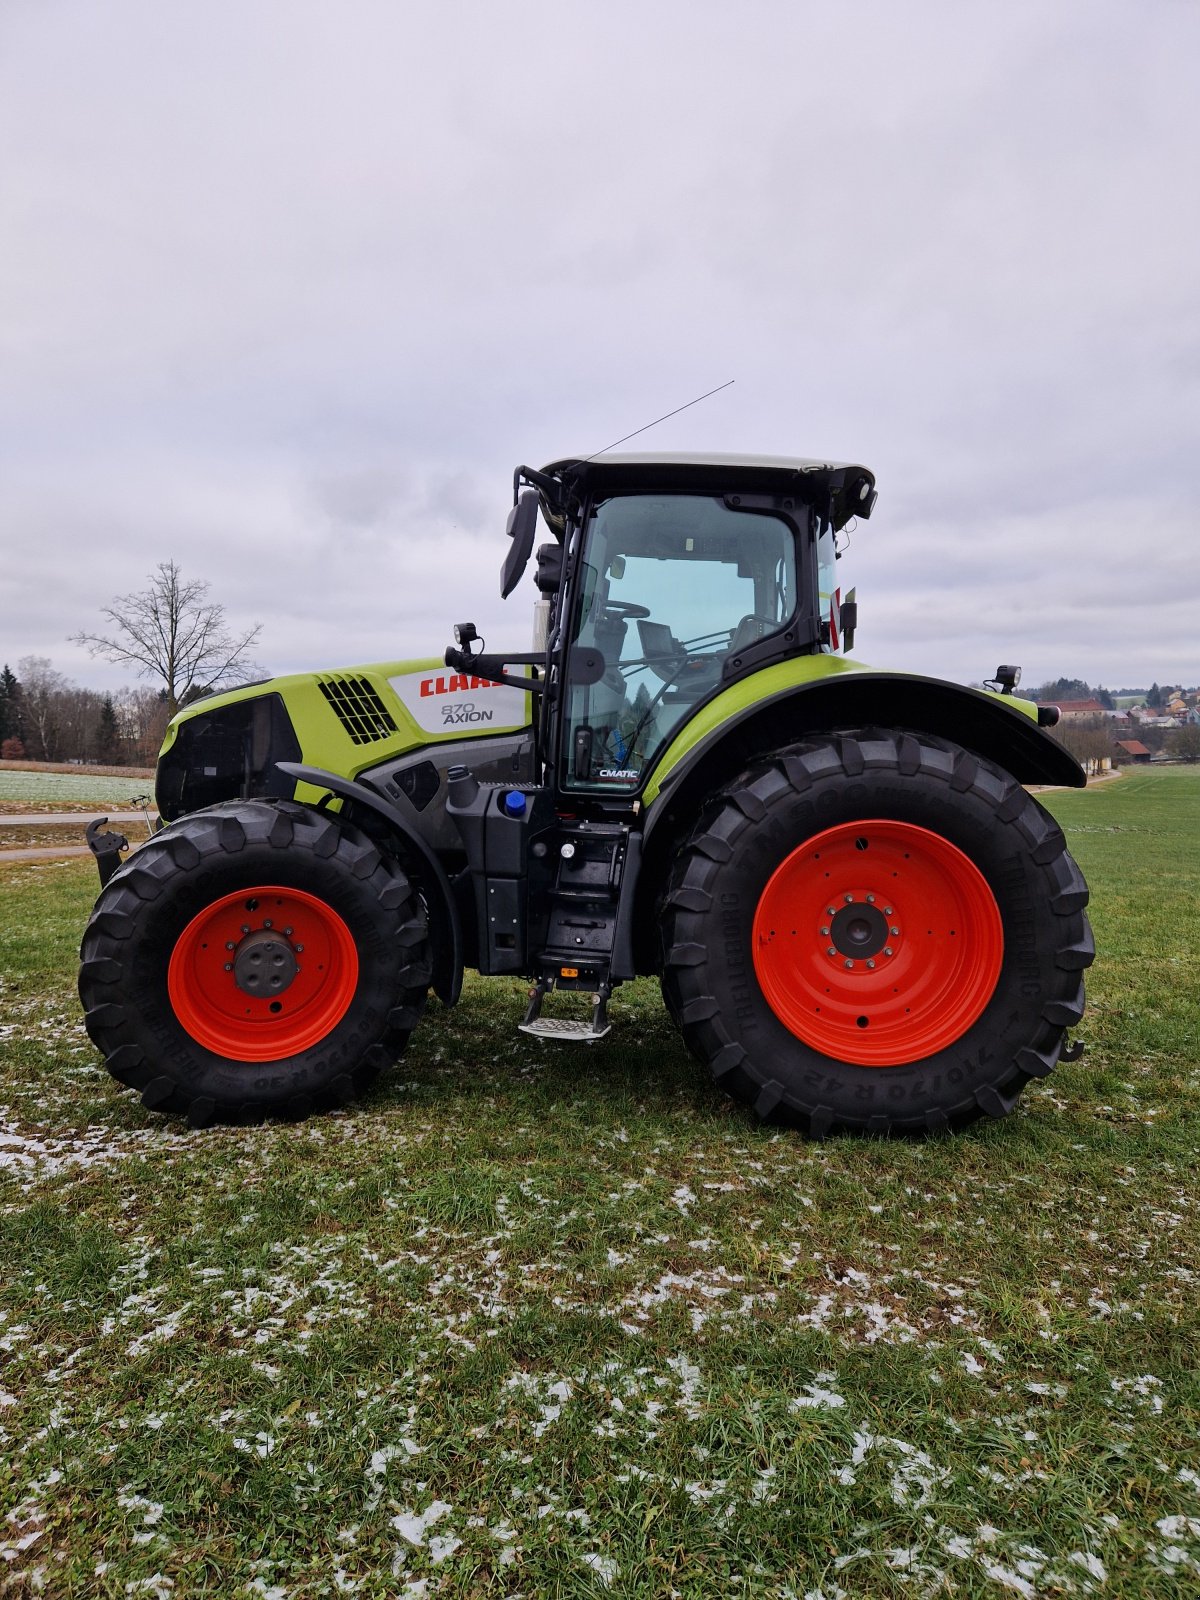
[
  {"xmin": 73, "ymin": 560, "xmax": 262, "ymax": 717},
  {"xmin": 1047, "ymin": 714, "xmax": 1114, "ymax": 771},
  {"xmin": 17, "ymin": 655, "xmax": 68, "ymax": 762},
  {"xmin": 1167, "ymin": 723, "xmax": 1200, "ymax": 763},
  {"xmin": 118, "ymin": 686, "xmax": 172, "ymax": 766}
]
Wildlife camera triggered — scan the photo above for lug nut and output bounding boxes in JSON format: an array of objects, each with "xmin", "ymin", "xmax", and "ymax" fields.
[
  {"xmin": 884, "ymin": 946, "xmax": 894, "ymax": 957},
  {"xmin": 295, "ymin": 944, "xmax": 304, "ymax": 953},
  {"xmin": 844, "ymin": 959, "xmax": 855, "ymax": 969},
  {"xmin": 827, "ymin": 946, "xmax": 837, "ymax": 957},
  {"xmin": 263, "ymin": 919, "xmax": 272, "ymax": 929},
  {"xmin": 283, "ymin": 927, "xmax": 293, "ymax": 937},
  {"xmin": 866, "ymin": 894, "xmax": 876, "ymax": 904},
  {"xmin": 883, "ymin": 906, "xmax": 893, "ymax": 916},
  {"xmin": 241, "ymin": 925, "xmax": 251, "ymax": 935},
  {"xmin": 891, "ymin": 927, "xmax": 900, "ymax": 936},
  {"xmin": 224, "ymin": 962, "xmax": 233, "ymax": 972},
  {"xmin": 820, "ymin": 926, "xmax": 830, "ymax": 937},
  {"xmin": 225, "ymin": 941, "xmax": 236, "ymax": 951},
  {"xmin": 867, "ymin": 959, "xmax": 876, "ymax": 970},
  {"xmin": 844, "ymin": 894, "xmax": 854, "ymax": 904},
  {"xmin": 826, "ymin": 906, "xmax": 836, "ymax": 917}
]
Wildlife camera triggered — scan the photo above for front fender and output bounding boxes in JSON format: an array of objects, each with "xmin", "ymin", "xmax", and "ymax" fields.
[{"xmin": 277, "ymin": 762, "xmax": 462, "ymax": 1006}]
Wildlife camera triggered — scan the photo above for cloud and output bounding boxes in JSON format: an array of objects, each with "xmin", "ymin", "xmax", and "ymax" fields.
[{"xmin": 1, "ymin": 0, "xmax": 1196, "ymax": 696}]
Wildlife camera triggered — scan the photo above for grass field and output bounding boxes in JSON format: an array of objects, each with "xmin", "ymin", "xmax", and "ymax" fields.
[
  {"xmin": 1, "ymin": 769, "xmax": 1198, "ymax": 1597},
  {"xmin": 0, "ymin": 771, "xmax": 156, "ymax": 813}
]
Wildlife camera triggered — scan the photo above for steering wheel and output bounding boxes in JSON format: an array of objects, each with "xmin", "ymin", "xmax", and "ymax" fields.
[{"xmin": 600, "ymin": 601, "xmax": 651, "ymax": 620}]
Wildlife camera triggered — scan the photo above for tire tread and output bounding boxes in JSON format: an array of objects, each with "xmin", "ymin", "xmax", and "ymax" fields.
[
  {"xmin": 660, "ymin": 728, "xmax": 1094, "ymax": 1138},
  {"xmin": 79, "ymin": 799, "xmax": 431, "ymax": 1127}
]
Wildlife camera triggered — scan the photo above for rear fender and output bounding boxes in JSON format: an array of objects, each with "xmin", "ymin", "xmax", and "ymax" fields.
[
  {"xmin": 645, "ymin": 672, "xmax": 1083, "ymax": 823},
  {"xmin": 277, "ymin": 762, "xmax": 462, "ymax": 1006},
  {"xmin": 634, "ymin": 673, "xmax": 1084, "ymax": 970}
]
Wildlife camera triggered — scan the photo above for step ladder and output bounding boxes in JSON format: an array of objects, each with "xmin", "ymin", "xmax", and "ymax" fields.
[{"xmin": 517, "ymin": 818, "xmax": 630, "ymax": 1042}]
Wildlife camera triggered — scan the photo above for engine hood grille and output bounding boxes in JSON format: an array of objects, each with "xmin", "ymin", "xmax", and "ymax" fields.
[{"xmin": 318, "ymin": 674, "xmax": 399, "ymax": 745}]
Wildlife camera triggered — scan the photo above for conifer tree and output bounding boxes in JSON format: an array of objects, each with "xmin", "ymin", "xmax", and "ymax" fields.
[
  {"xmin": 97, "ymin": 694, "xmax": 122, "ymax": 765},
  {"xmin": 0, "ymin": 664, "xmax": 18, "ymax": 745}
]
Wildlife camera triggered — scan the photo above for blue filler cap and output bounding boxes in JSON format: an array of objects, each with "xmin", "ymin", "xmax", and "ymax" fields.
[{"xmin": 501, "ymin": 790, "xmax": 528, "ymax": 818}]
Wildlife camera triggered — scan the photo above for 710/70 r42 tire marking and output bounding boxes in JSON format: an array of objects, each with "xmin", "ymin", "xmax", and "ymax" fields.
[{"xmin": 660, "ymin": 731, "xmax": 1094, "ymax": 1137}]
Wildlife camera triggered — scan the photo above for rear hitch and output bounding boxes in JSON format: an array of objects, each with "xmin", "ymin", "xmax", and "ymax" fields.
[{"xmin": 86, "ymin": 818, "xmax": 129, "ymax": 888}]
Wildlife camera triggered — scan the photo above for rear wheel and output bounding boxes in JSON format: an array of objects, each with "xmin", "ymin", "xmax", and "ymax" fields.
[
  {"xmin": 660, "ymin": 731, "xmax": 1093, "ymax": 1136},
  {"xmin": 79, "ymin": 800, "xmax": 430, "ymax": 1126}
]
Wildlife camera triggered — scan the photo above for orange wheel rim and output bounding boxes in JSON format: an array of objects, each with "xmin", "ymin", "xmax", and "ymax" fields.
[
  {"xmin": 167, "ymin": 886, "xmax": 359, "ymax": 1062},
  {"xmin": 752, "ymin": 820, "xmax": 1004, "ymax": 1066}
]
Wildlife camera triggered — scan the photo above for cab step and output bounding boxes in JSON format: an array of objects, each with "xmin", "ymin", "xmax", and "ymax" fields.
[
  {"xmin": 518, "ymin": 1016, "xmax": 611, "ymax": 1043},
  {"xmin": 520, "ymin": 977, "xmax": 611, "ymax": 1043}
]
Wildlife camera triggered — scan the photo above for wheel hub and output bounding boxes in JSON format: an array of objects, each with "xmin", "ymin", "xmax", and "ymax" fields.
[
  {"xmin": 233, "ymin": 929, "xmax": 299, "ymax": 997},
  {"xmin": 828, "ymin": 900, "xmax": 891, "ymax": 962}
]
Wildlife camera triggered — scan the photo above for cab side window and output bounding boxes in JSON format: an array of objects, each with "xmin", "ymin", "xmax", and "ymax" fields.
[{"xmin": 562, "ymin": 495, "xmax": 796, "ymax": 789}]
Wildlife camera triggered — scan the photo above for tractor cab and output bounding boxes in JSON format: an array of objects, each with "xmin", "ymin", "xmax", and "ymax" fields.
[
  {"xmin": 559, "ymin": 490, "xmax": 799, "ymax": 790},
  {"xmin": 448, "ymin": 452, "xmax": 877, "ymax": 806}
]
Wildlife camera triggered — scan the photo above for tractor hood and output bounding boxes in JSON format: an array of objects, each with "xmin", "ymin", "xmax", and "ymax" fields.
[{"xmin": 155, "ymin": 657, "xmax": 534, "ymax": 821}]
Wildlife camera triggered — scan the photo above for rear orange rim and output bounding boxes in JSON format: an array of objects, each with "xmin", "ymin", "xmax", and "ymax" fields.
[
  {"xmin": 167, "ymin": 886, "xmax": 359, "ymax": 1062},
  {"xmin": 752, "ymin": 820, "xmax": 1003, "ymax": 1066}
]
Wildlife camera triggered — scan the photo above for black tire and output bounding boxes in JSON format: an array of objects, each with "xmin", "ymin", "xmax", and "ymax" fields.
[
  {"xmin": 78, "ymin": 799, "xmax": 430, "ymax": 1126},
  {"xmin": 660, "ymin": 731, "xmax": 1094, "ymax": 1137}
]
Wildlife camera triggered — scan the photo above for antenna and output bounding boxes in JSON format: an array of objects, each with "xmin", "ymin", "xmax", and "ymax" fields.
[{"xmin": 581, "ymin": 379, "xmax": 735, "ymax": 464}]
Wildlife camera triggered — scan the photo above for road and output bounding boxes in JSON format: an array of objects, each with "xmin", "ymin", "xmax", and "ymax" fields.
[{"xmin": 0, "ymin": 811, "xmax": 156, "ymax": 864}]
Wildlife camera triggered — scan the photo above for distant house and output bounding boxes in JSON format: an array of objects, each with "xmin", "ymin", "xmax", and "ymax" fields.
[
  {"xmin": 1046, "ymin": 698, "xmax": 1108, "ymax": 721},
  {"xmin": 1115, "ymin": 739, "xmax": 1153, "ymax": 764}
]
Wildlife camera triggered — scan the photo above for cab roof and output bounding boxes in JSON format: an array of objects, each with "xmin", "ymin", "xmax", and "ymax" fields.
[{"xmin": 538, "ymin": 451, "xmax": 877, "ymax": 530}]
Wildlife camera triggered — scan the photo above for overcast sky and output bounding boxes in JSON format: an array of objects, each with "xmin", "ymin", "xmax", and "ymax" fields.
[{"xmin": 2, "ymin": 0, "xmax": 1196, "ymax": 699}]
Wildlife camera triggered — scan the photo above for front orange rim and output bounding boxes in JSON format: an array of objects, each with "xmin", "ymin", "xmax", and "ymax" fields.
[
  {"xmin": 167, "ymin": 886, "xmax": 359, "ymax": 1062},
  {"xmin": 752, "ymin": 820, "xmax": 1004, "ymax": 1067}
]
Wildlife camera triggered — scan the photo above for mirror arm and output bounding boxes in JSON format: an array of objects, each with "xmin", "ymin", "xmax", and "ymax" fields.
[
  {"xmin": 443, "ymin": 646, "xmax": 546, "ymax": 695},
  {"xmin": 513, "ymin": 465, "xmax": 561, "ymax": 506}
]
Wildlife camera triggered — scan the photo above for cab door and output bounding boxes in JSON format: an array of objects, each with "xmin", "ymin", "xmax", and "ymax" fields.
[{"xmin": 559, "ymin": 494, "xmax": 799, "ymax": 794}]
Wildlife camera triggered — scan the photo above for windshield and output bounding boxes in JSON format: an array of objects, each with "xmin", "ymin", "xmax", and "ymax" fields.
[{"xmin": 562, "ymin": 494, "xmax": 798, "ymax": 791}]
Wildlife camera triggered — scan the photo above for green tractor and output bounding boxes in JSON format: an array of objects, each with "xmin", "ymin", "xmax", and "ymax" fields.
[{"xmin": 79, "ymin": 452, "xmax": 1093, "ymax": 1135}]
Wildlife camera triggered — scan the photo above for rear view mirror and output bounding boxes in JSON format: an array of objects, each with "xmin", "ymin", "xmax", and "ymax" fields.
[{"xmin": 500, "ymin": 491, "xmax": 540, "ymax": 599}]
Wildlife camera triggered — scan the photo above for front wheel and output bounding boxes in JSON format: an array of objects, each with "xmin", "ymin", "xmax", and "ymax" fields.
[
  {"xmin": 660, "ymin": 732, "xmax": 1094, "ymax": 1137},
  {"xmin": 79, "ymin": 800, "xmax": 431, "ymax": 1126}
]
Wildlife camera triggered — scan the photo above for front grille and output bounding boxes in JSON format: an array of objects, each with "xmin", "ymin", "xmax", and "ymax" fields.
[
  {"xmin": 318, "ymin": 675, "xmax": 399, "ymax": 745},
  {"xmin": 155, "ymin": 693, "xmax": 302, "ymax": 821}
]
